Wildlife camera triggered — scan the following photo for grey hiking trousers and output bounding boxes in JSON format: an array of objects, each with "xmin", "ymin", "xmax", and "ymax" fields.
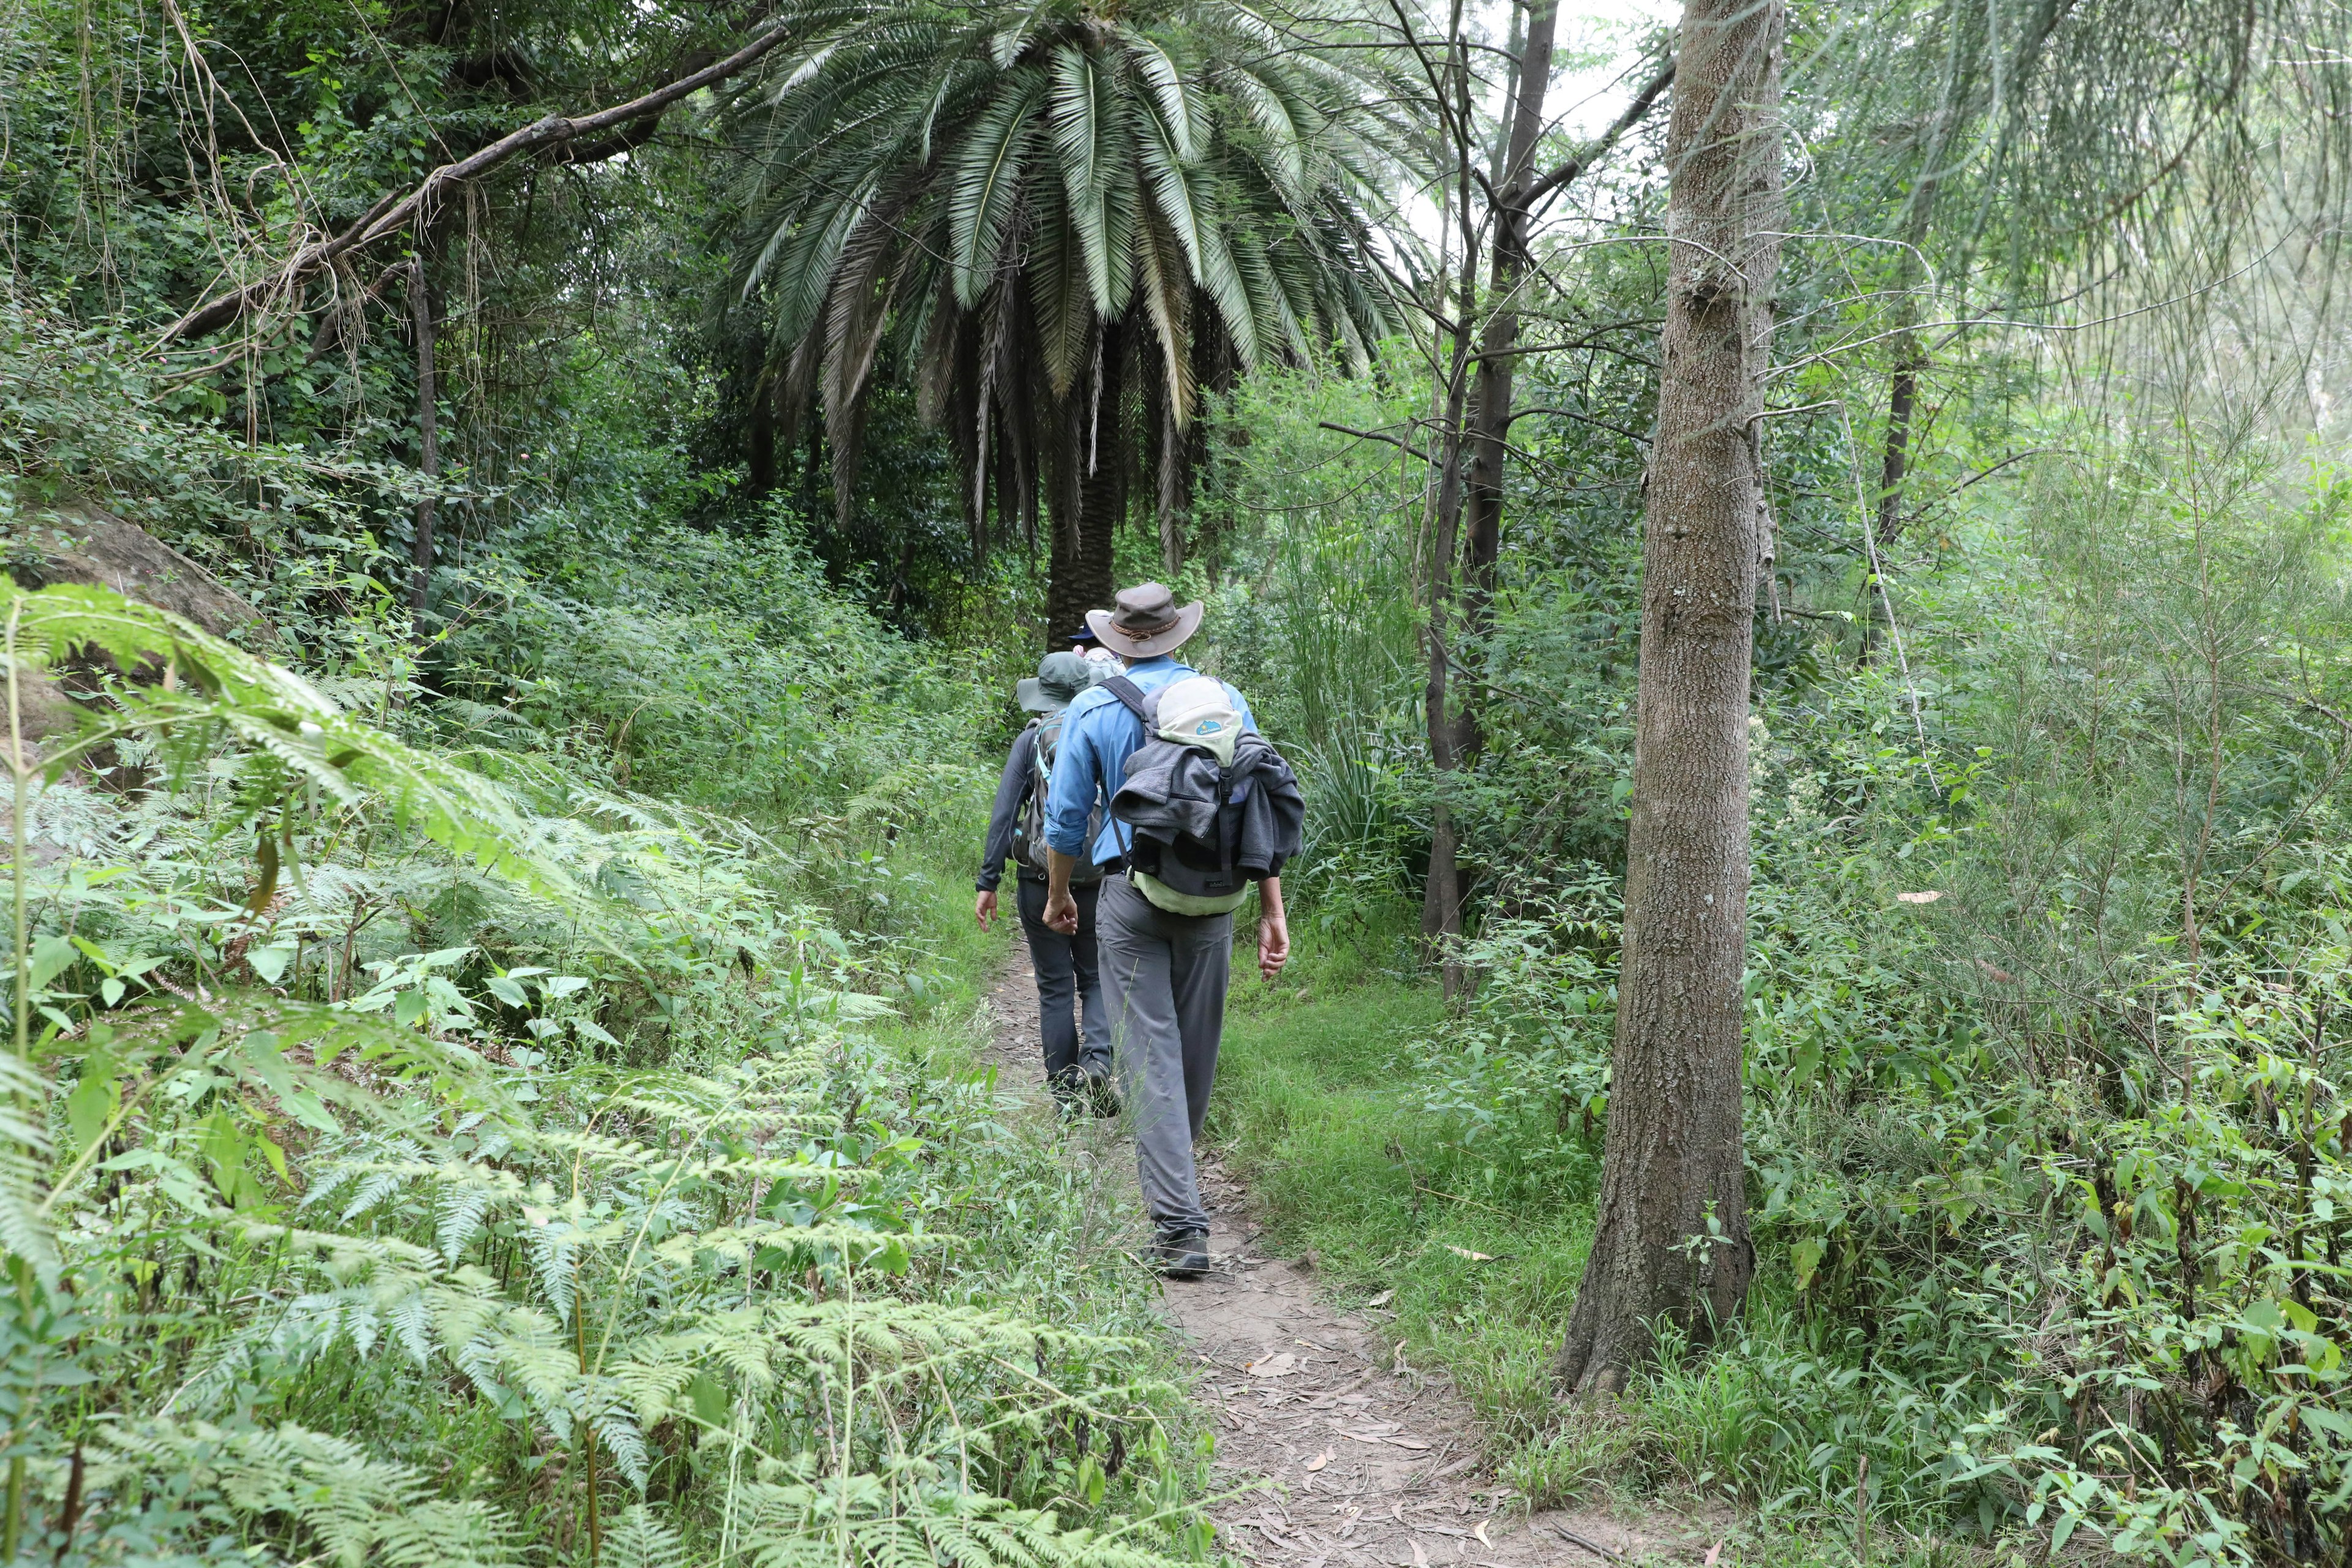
[{"xmin": 1097, "ymin": 874, "xmax": 1232, "ymax": 1238}]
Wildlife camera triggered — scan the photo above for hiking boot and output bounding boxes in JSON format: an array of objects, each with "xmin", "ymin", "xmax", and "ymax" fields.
[
  {"xmin": 1046, "ymin": 1068, "xmax": 1085, "ymax": 1117},
  {"xmin": 1081, "ymin": 1062, "xmax": 1121, "ymax": 1118},
  {"xmin": 1150, "ymin": 1229, "xmax": 1211, "ymax": 1280}
]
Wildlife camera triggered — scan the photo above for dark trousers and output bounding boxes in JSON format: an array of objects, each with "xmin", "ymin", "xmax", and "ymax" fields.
[{"xmin": 1015, "ymin": 875, "xmax": 1111, "ymax": 1093}]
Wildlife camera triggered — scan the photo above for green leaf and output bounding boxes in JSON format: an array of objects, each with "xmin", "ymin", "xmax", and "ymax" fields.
[
  {"xmin": 246, "ymin": 943, "xmax": 296, "ymax": 984},
  {"xmin": 949, "ymin": 68, "xmax": 1047, "ymax": 305},
  {"xmin": 27, "ymin": 932, "xmax": 76, "ymax": 991},
  {"xmin": 1790, "ymin": 1235, "xmax": 1826, "ymax": 1291},
  {"xmin": 685, "ymin": 1373, "xmax": 729, "ymax": 1430},
  {"xmin": 66, "ymin": 1048, "xmax": 116, "ymax": 1148}
]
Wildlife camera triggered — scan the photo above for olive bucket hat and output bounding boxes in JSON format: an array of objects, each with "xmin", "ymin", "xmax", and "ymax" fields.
[{"xmin": 1016, "ymin": 650, "xmax": 1098, "ymax": 713}]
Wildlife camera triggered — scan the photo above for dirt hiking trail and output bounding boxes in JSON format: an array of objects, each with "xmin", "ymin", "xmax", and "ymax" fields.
[{"xmin": 979, "ymin": 949, "xmax": 1712, "ymax": 1567}]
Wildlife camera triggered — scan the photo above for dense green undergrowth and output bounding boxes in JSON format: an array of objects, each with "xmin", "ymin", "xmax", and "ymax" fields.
[
  {"xmin": 1215, "ymin": 466, "xmax": 2352, "ymax": 1567},
  {"xmin": 0, "ymin": 567, "xmax": 1221, "ymax": 1567}
]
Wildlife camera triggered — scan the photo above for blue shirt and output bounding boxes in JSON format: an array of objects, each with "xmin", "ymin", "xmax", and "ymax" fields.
[{"xmin": 1044, "ymin": 656, "xmax": 1259, "ymax": 867}]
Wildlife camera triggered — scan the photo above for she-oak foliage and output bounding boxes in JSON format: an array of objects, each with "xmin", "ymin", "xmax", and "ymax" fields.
[{"xmin": 722, "ymin": 0, "xmax": 1403, "ymax": 634}]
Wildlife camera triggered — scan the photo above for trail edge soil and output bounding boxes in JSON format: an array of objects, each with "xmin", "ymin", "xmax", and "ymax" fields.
[{"xmin": 979, "ymin": 949, "xmax": 1713, "ymax": 1567}]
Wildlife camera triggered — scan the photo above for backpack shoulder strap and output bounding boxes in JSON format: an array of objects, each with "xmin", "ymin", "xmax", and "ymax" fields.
[{"xmin": 1101, "ymin": 676, "xmax": 1150, "ymax": 720}]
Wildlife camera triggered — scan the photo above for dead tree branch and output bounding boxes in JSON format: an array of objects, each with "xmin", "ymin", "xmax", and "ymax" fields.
[{"xmin": 160, "ymin": 21, "xmax": 793, "ymax": 343}]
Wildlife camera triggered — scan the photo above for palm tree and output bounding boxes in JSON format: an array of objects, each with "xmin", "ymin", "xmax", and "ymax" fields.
[{"xmin": 722, "ymin": 0, "xmax": 1403, "ymax": 636}]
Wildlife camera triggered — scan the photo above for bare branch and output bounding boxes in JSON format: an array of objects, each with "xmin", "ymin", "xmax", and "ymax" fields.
[
  {"xmin": 160, "ymin": 22, "xmax": 794, "ymax": 343},
  {"xmin": 1523, "ymin": 61, "xmax": 1674, "ymax": 210}
]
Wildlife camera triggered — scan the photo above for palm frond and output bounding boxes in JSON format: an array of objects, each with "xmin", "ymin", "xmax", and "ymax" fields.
[{"xmin": 950, "ymin": 67, "xmax": 1049, "ymax": 307}]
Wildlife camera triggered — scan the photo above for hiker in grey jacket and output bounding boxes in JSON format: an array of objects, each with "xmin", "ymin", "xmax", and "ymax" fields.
[{"xmin": 976, "ymin": 650, "xmax": 1115, "ymax": 1113}]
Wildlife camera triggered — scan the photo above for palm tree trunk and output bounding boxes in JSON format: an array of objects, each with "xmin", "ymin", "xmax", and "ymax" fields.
[
  {"xmin": 748, "ymin": 353, "xmax": 778, "ymax": 499},
  {"xmin": 1556, "ymin": 0, "xmax": 1784, "ymax": 1399},
  {"xmin": 1046, "ymin": 320, "xmax": 1124, "ymax": 644}
]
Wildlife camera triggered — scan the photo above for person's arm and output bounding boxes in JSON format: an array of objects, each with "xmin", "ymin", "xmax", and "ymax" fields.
[
  {"xmin": 1257, "ymin": 876, "xmax": 1290, "ymax": 980},
  {"xmin": 1041, "ymin": 703, "xmax": 1102, "ymax": 936},
  {"xmin": 975, "ymin": 728, "xmax": 1034, "ymax": 927},
  {"xmin": 1044, "ymin": 848, "xmax": 1082, "ymax": 933}
]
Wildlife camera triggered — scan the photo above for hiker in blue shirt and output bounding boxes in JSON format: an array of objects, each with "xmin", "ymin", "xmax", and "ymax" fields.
[{"xmin": 1043, "ymin": 584, "xmax": 1291, "ymax": 1280}]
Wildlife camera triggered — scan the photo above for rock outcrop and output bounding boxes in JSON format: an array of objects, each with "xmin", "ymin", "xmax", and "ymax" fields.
[
  {"xmin": 9, "ymin": 500, "xmax": 266, "ymax": 639},
  {"xmin": 3, "ymin": 500, "xmax": 268, "ymax": 746}
]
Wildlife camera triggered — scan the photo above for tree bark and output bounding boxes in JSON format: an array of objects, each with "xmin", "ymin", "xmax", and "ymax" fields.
[
  {"xmin": 1463, "ymin": 55, "xmax": 1673, "ymax": 639},
  {"xmin": 1419, "ymin": 41, "xmax": 1478, "ymax": 976},
  {"xmin": 1458, "ymin": 0, "xmax": 1559, "ymax": 652},
  {"xmin": 1873, "ymin": 339, "xmax": 1920, "ymax": 549},
  {"xmin": 1427, "ymin": 38, "xmax": 1671, "ymax": 968},
  {"xmin": 1045, "ymin": 320, "xmax": 1123, "ymax": 646},
  {"xmin": 1556, "ymin": 0, "xmax": 1784, "ymax": 1399},
  {"xmin": 408, "ymin": 251, "xmax": 440, "ymax": 626},
  {"xmin": 1421, "ymin": 330, "xmax": 1471, "ymax": 966},
  {"xmin": 748, "ymin": 356, "xmax": 778, "ymax": 499}
]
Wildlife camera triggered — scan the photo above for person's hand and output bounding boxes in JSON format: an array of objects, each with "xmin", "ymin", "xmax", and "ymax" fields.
[
  {"xmin": 1258, "ymin": 907, "xmax": 1291, "ymax": 982},
  {"xmin": 974, "ymin": 889, "xmax": 998, "ymax": 930},
  {"xmin": 1044, "ymin": 888, "xmax": 1080, "ymax": 935}
]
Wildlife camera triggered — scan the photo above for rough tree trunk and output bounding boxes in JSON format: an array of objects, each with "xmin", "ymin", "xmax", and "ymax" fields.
[
  {"xmin": 408, "ymin": 249, "xmax": 440, "ymax": 627},
  {"xmin": 1458, "ymin": 0, "xmax": 1558, "ymax": 651},
  {"xmin": 1874, "ymin": 341, "xmax": 1920, "ymax": 549},
  {"xmin": 1872, "ymin": 183, "xmax": 1939, "ymax": 552},
  {"xmin": 1419, "ymin": 42, "xmax": 1479, "ymax": 973},
  {"xmin": 1045, "ymin": 320, "xmax": 1124, "ymax": 646},
  {"xmin": 1420, "ymin": 292, "xmax": 1475, "ymax": 978},
  {"xmin": 1438, "ymin": 1, "xmax": 1558, "ymax": 963},
  {"xmin": 1556, "ymin": 0, "xmax": 1785, "ymax": 1399}
]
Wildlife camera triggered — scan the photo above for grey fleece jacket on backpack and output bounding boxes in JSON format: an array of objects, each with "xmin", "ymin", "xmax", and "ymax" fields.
[{"xmin": 1101, "ymin": 676, "xmax": 1305, "ymax": 916}]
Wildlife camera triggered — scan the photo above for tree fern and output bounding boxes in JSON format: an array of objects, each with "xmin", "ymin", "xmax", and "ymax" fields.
[
  {"xmin": 88, "ymin": 1420, "xmax": 524, "ymax": 1568},
  {"xmin": 0, "ymin": 580, "xmax": 1212, "ymax": 1563}
]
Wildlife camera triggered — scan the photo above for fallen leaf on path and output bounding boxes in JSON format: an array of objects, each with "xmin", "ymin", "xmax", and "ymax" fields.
[
  {"xmin": 1705, "ymin": 1543, "xmax": 1722, "ymax": 1567},
  {"xmin": 1246, "ymin": 1352, "xmax": 1298, "ymax": 1378},
  {"xmin": 1339, "ymin": 1430, "xmax": 1391, "ymax": 1444},
  {"xmin": 1305, "ymin": 1450, "xmax": 1331, "ymax": 1472},
  {"xmin": 1476, "ymin": 1520, "xmax": 1492, "ymax": 1547},
  {"xmin": 1411, "ymin": 1542, "xmax": 1429, "ymax": 1567},
  {"xmin": 1385, "ymin": 1435, "xmax": 1433, "ymax": 1450},
  {"xmin": 1365, "ymin": 1289, "xmax": 1395, "ymax": 1307},
  {"xmin": 1444, "ymin": 1245, "xmax": 1494, "ymax": 1262}
]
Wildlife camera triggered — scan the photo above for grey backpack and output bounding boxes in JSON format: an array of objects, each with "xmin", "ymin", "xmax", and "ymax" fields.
[{"xmin": 1012, "ymin": 710, "xmax": 1104, "ymax": 882}]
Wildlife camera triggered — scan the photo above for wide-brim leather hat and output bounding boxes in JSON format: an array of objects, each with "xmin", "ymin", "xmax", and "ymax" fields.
[{"xmin": 1085, "ymin": 582, "xmax": 1204, "ymax": 659}]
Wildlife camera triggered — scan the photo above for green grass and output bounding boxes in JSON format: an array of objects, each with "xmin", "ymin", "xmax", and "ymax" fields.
[
  {"xmin": 1208, "ymin": 959, "xmax": 1603, "ymax": 1458},
  {"xmin": 1207, "ymin": 930, "xmax": 1923, "ymax": 1562}
]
